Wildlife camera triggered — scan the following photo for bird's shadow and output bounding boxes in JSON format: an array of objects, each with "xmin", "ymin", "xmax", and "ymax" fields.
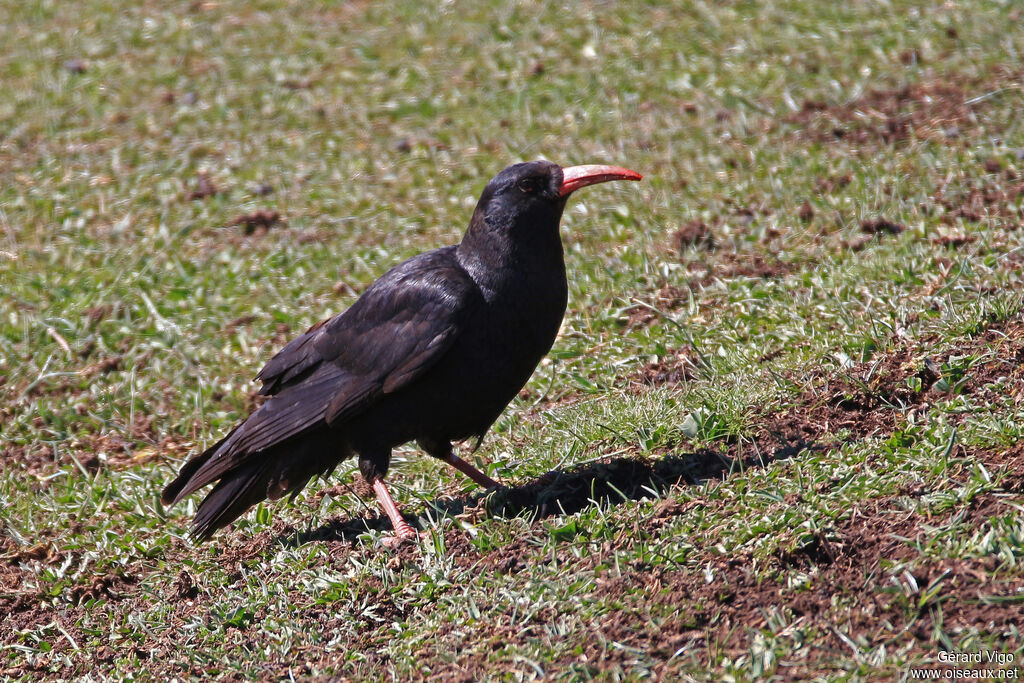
[{"xmin": 280, "ymin": 436, "xmax": 809, "ymax": 547}]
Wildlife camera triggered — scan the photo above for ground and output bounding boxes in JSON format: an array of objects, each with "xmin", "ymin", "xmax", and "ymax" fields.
[{"xmin": 1, "ymin": 0, "xmax": 1023, "ymax": 680}]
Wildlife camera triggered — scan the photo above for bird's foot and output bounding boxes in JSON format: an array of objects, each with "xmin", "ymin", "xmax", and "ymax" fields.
[
  {"xmin": 380, "ymin": 529, "xmax": 429, "ymax": 550},
  {"xmin": 371, "ymin": 477, "xmax": 425, "ymax": 548}
]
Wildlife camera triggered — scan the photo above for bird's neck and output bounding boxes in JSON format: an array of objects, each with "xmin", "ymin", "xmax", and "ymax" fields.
[{"xmin": 456, "ymin": 218, "xmax": 566, "ymax": 302}]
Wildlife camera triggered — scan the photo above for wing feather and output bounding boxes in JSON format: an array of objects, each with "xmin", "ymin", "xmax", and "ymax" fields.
[{"xmin": 163, "ymin": 246, "xmax": 482, "ymax": 507}]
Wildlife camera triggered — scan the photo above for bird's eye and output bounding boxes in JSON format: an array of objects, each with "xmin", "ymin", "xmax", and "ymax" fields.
[{"xmin": 517, "ymin": 179, "xmax": 538, "ymax": 193}]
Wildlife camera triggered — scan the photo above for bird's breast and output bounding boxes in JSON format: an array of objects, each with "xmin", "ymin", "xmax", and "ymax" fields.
[{"xmin": 464, "ymin": 271, "xmax": 567, "ymax": 390}]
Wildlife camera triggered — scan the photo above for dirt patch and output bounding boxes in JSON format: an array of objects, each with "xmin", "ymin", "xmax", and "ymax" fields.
[
  {"xmin": 789, "ymin": 77, "xmax": 985, "ymax": 146},
  {"xmin": 686, "ymin": 252, "xmax": 797, "ymax": 290},
  {"xmin": 0, "ymin": 540, "xmax": 140, "ymax": 677},
  {"xmin": 614, "ymin": 248, "xmax": 791, "ymax": 328},
  {"xmin": 620, "ymin": 282, "xmax": 689, "ymax": 328},
  {"xmin": 670, "ymin": 220, "xmax": 714, "ymax": 251},
  {"xmin": 835, "ymin": 217, "xmax": 908, "ymax": 252},
  {"xmin": 934, "ymin": 180, "xmax": 1024, "ymax": 226},
  {"xmin": 184, "ymin": 170, "xmax": 219, "ymax": 201},
  {"xmin": 860, "ymin": 217, "xmax": 905, "ymax": 235},
  {"xmin": 933, "ymin": 233, "xmax": 977, "ymax": 248},
  {"xmin": 228, "ymin": 209, "xmax": 282, "ymax": 236},
  {"xmin": 815, "ymin": 173, "xmax": 853, "ymax": 194},
  {"xmin": 797, "ymin": 201, "xmax": 815, "ymax": 223},
  {"xmin": 0, "ymin": 443, "xmax": 61, "ymax": 478},
  {"xmin": 629, "ymin": 347, "xmax": 699, "ymax": 389},
  {"xmin": 762, "ymin": 315, "xmax": 1024, "ymax": 452}
]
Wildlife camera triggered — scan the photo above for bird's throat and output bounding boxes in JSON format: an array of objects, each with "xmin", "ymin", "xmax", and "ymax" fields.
[{"xmin": 457, "ymin": 219, "xmax": 566, "ymax": 305}]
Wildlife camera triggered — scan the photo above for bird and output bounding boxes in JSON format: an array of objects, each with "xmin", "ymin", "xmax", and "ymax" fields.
[{"xmin": 161, "ymin": 160, "xmax": 642, "ymax": 543}]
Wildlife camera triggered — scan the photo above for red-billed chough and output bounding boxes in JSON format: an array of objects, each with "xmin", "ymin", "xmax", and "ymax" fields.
[{"xmin": 162, "ymin": 160, "xmax": 642, "ymax": 543}]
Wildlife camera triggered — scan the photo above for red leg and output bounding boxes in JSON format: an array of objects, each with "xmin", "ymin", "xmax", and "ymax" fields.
[
  {"xmin": 444, "ymin": 453, "xmax": 501, "ymax": 489},
  {"xmin": 371, "ymin": 478, "xmax": 419, "ymax": 541}
]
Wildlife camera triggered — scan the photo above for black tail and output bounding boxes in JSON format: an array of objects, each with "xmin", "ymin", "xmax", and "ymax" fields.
[
  {"xmin": 161, "ymin": 431, "xmax": 234, "ymax": 507},
  {"xmin": 190, "ymin": 458, "xmax": 277, "ymax": 541},
  {"xmin": 163, "ymin": 429, "xmax": 347, "ymax": 541}
]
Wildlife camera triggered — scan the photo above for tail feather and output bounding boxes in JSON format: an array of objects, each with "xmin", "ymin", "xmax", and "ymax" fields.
[
  {"xmin": 165, "ymin": 429, "xmax": 348, "ymax": 541},
  {"xmin": 167, "ymin": 369, "xmax": 342, "ymax": 501},
  {"xmin": 160, "ymin": 428, "xmax": 236, "ymax": 506},
  {"xmin": 190, "ymin": 459, "xmax": 276, "ymax": 541}
]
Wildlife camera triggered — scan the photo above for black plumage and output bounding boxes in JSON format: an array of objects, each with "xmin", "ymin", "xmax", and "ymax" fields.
[{"xmin": 162, "ymin": 160, "xmax": 641, "ymax": 542}]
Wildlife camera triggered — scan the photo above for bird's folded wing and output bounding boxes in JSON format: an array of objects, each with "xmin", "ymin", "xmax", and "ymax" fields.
[
  {"xmin": 313, "ymin": 255, "xmax": 478, "ymax": 424},
  {"xmin": 254, "ymin": 318, "xmax": 330, "ymax": 395},
  {"xmin": 252, "ymin": 254, "xmax": 477, "ymax": 434},
  {"xmin": 168, "ymin": 252, "xmax": 479, "ymax": 500},
  {"xmin": 255, "ymin": 248, "xmax": 475, "ymax": 406}
]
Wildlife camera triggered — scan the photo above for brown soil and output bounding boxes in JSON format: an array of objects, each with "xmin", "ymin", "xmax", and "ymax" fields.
[
  {"xmin": 619, "ymin": 282, "xmax": 688, "ymax": 328},
  {"xmin": 815, "ymin": 173, "xmax": 852, "ymax": 194},
  {"xmin": 787, "ymin": 73, "xmax": 1002, "ymax": 146},
  {"xmin": 184, "ymin": 170, "xmax": 219, "ymax": 200},
  {"xmin": 687, "ymin": 251, "xmax": 797, "ymax": 289},
  {"xmin": 934, "ymin": 180, "xmax": 1024, "ymax": 226},
  {"xmin": 671, "ymin": 220, "xmax": 714, "ymax": 251},
  {"xmin": 621, "ymin": 248, "xmax": 796, "ymax": 330},
  {"xmin": 797, "ymin": 200, "xmax": 815, "ymax": 222},
  {"xmin": 227, "ymin": 209, "xmax": 282, "ymax": 236},
  {"xmin": 860, "ymin": 217, "xmax": 905, "ymax": 235},
  {"xmin": 630, "ymin": 347, "xmax": 699, "ymax": 389}
]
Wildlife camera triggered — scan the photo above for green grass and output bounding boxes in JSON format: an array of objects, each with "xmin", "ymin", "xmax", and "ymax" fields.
[{"xmin": 2, "ymin": 0, "xmax": 1024, "ymax": 679}]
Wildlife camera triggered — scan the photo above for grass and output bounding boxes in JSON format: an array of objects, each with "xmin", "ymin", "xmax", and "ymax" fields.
[{"xmin": 2, "ymin": 0, "xmax": 1024, "ymax": 679}]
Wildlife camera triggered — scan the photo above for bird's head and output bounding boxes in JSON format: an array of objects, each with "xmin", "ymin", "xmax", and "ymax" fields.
[{"xmin": 467, "ymin": 160, "xmax": 642, "ymax": 243}]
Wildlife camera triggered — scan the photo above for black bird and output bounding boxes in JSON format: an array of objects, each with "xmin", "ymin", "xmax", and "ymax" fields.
[{"xmin": 162, "ymin": 161, "xmax": 642, "ymax": 543}]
